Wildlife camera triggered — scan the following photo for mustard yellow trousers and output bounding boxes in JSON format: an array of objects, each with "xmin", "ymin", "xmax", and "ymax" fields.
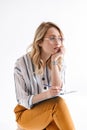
[{"xmin": 14, "ymin": 97, "xmax": 75, "ymax": 130}]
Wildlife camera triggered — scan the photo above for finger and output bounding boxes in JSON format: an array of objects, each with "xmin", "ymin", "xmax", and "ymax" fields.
[
  {"xmin": 51, "ymin": 90, "xmax": 60, "ymax": 96},
  {"xmin": 51, "ymin": 87, "xmax": 59, "ymax": 90},
  {"xmin": 51, "ymin": 86, "xmax": 62, "ymax": 90},
  {"xmin": 51, "ymin": 89, "xmax": 60, "ymax": 94}
]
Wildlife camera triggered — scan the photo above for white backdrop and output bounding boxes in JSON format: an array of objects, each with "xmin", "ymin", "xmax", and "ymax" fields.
[{"xmin": 0, "ymin": 0, "xmax": 87, "ymax": 129}]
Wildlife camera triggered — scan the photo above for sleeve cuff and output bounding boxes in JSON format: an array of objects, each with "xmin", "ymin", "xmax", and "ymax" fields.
[{"xmin": 29, "ymin": 95, "xmax": 34, "ymax": 107}]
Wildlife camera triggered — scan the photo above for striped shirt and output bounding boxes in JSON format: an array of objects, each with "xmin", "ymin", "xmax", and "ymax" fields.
[{"xmin": 14, "ymin": 53, "xmax": 65, "ymax": 109}]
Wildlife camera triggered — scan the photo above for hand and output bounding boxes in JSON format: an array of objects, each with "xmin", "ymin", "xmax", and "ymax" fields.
[
  {"xmin": 46, "ymin": 86, "xmax": 62, "ymax": 98},
  {"xmin": 51, "ymin": 46, "xmax": 65, "ymax": 61}
]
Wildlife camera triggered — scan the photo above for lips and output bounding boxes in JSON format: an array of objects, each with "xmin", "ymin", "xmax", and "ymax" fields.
[
  {"xmin": 54, "ymin": 47, "xmax": 59, "ymax": 50},
  {"xmin": 54, "ymin": 47, "xmax": 58, "ymax": 49},
  {"xmin": 54, "ymin": 47, "xmax": 61, "ymax": 53}
]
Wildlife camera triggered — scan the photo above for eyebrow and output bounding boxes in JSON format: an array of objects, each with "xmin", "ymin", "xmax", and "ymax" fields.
[{"xmin": 45, "ymin": 34, "xmax": 61, "ymax": 38}]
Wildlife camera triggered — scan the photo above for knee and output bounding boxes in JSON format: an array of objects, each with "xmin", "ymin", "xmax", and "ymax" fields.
[{"xmin": 55, "ymin": 96, "xmax": 66, "ymax": 106}]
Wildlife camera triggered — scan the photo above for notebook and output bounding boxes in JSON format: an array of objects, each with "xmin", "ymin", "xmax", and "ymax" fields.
[{"xmin": 31, "ymin": 90, "xmax": 77, "ymax": 108}]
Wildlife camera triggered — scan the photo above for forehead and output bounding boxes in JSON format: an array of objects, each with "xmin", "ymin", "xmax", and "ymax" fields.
[{"xmin": 45, "ymin": 27, "xmax": 60, "ymax": 37}]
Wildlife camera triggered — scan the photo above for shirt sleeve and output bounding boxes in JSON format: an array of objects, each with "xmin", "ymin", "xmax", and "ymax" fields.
[{"xmin": 14, "ymin": 59, "xmax": 34, "ymax": 109}]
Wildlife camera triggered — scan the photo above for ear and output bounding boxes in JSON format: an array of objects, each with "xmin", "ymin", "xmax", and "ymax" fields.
[{"xmin": 38, "ymin": 42, "xmax": 42, "ymax": 47}]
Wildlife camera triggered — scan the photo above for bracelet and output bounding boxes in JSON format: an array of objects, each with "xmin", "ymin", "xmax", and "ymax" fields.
[{"xmin": 51, "ymin": 61, "xmax": 58, "ymax": 65}]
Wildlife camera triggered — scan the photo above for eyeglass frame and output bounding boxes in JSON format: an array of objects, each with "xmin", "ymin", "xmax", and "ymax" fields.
[{"xmin": 43, "ymin": 36, "xmax": 64, "ymax": 43}]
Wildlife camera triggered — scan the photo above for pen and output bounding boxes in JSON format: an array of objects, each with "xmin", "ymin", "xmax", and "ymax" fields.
[
  {"xmin": 43, "ymin": 84, "xmax": 51, "ymax": 87},
  {"xmin": 43, "ymin": 84, "xmax": 77, "ymax": 95}
]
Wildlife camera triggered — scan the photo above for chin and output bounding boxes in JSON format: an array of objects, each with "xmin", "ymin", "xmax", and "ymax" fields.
[{"xmin": 52, "ymin": 51, "xmax": 57, "ymax": 54}]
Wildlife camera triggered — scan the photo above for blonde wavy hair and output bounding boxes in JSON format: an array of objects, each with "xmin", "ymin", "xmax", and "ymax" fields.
[{"xmin": 27, "ymin": 22, "xmax": 64, "ymax": 74}]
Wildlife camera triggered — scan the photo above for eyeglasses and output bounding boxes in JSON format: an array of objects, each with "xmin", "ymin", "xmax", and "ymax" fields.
[{"xmin": 44, "ymin": 36, "xmax": 63, "ymax": 43}]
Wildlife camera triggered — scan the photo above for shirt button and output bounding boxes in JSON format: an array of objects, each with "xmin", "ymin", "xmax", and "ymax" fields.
[
  {"xmin": 44, "ymin": 86, "xmax": 47, "ymax": 89},
  {"xmin": 42, "ymin": 77, "xmax": 45, "ymax": 80}
]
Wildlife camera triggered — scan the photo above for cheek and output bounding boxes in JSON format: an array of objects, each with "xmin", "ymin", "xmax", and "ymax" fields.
[
  {"xmin": 42, "ymin": 45, "xmax": 51, "ymax": 53},
  {"xmin": 44, "ymin": 44, "xmax": 53, "ymax": 51},
  {"xmin": 41, "ymin": 42, "xmax": 53, "ymax": 52},
  {"xmin": 45, "ymin": 42, "xmax": 53, "ymax": 48}
]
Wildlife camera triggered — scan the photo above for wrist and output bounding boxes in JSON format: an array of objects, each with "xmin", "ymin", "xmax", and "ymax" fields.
[{"xmin": 51, "ymin": 60, "xmax": 58, "ymax": 65}]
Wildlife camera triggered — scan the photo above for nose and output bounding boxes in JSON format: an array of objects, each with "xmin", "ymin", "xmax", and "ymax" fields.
[{"xmin": 55, "ymin": 40, "xmax": 61, "ymax": 46}]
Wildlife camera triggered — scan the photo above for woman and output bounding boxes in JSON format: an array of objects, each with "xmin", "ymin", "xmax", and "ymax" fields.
[{"xmin": 14, "ymin": 21, "xmax": 75, "ymax": 130}]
